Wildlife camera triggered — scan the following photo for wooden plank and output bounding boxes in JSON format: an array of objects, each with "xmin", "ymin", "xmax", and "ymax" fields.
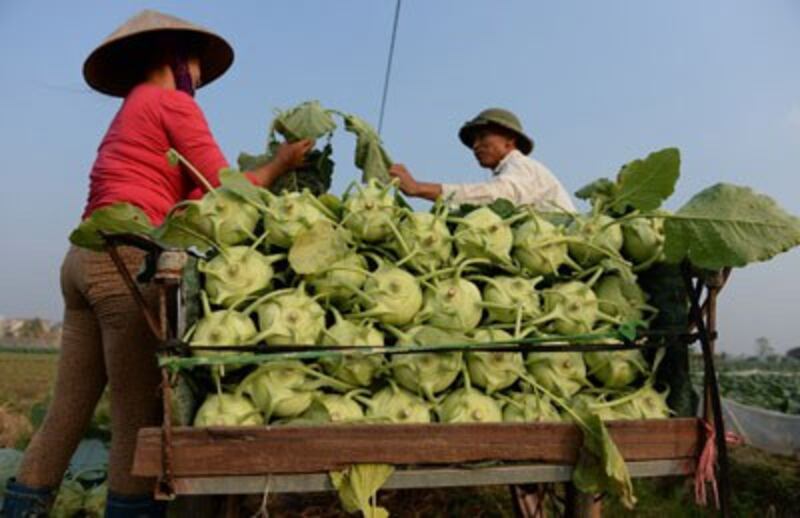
[
  {"xmin": 133, "ymin": 418, "xmax": 700, "ymax": 477},
  {"xmin": 169, "ymin": 460, "xmax": 695, "ymax": 495}
]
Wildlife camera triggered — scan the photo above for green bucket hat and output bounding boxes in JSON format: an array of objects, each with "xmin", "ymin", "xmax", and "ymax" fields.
[{"xmin": 458, "ymin": 108, "xmax": 534, "ymax": 155}]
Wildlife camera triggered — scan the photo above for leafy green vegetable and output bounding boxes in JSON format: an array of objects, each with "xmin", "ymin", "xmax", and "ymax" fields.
[
  {"xmin": 573, "ymin": 414, "xmax": 637, "ymax": 509},
  {"xmin": 341, "ymin": 113, "xmax": 393, "ymax": 184},
  {"xmin": 663, "ymin": 183, "xmax": 800, "ymax": 269},
  {"xmin": 330, "ymin": 464, "xmax": 394, "ymax": 518},
  {"xmin": 575, "ymin": 178, "xmax": 619, "ymax": 205},
  {"xmin": 610, "ymin": 147, "xmax": 680, "ymax": 213},
  {"xmin": 69, "ymin": 203, "xmax": 154, "ymax": 251},
  {"xmin": 272, "ymin": 100, "xmax": 337, "ymax": 142}
]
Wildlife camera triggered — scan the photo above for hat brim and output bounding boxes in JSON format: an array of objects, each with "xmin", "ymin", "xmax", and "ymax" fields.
[
  {"xmin": 83, "ymin": 28, "xmax": 234, "ymax": 97},
  {"xmin": 458, "ymin": 120, "xmax": 534, "ymax": 155}
]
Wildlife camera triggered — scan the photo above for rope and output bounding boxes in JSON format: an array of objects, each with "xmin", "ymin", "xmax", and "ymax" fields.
[{"xmin": 378, "ymin": 0, "xmax": 402, "ymax": 135}]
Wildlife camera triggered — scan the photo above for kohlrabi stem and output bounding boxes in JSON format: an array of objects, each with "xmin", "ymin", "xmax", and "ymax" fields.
[
  {"xmin": 167, "ymin": 148, "xmax": 217, "ymax": 195},
  {"xmin": 243, "ymin": 287, "xmax": 295, "ymax": 315}
]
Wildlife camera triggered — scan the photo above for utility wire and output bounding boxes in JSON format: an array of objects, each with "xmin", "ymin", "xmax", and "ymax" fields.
[{"xmin": 378, "ymin": 0, "xmax": 402, "ymax": 135}]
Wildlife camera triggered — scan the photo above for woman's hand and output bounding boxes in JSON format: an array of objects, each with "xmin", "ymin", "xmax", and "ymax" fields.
[
  {"xmin": 273, "ymin": 139, "xmax": 315, "ymax": 174},
  {"xmin": 248, "ymin": 139, "xmax": 314, "ymax": 187}
]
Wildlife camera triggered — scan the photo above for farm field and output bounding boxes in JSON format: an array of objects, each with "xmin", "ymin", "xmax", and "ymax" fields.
[{"xmin": 1, "ymin": 349, "xmax": 798, "ymax": 516}]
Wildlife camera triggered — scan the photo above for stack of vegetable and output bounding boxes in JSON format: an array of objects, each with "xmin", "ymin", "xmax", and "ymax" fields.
[{"xmin": 70, "ymin": 101, "xmax": 800, "ymax": 510}]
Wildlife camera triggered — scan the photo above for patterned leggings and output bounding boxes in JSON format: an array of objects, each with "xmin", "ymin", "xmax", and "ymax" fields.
[{"xmin": 16, "ymin": 245, "xmax": 162, "ymax": 496}]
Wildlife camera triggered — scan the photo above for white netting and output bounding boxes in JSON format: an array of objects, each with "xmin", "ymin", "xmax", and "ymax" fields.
[{"xmin": 720, "ymin": 398, "xmax": 800, "ymax": 456}]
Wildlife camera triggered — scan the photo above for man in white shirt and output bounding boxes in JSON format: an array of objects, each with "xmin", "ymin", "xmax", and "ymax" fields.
[{"xmin": 389, "ymin": 108, "xmax": 576, "ymax": 212}]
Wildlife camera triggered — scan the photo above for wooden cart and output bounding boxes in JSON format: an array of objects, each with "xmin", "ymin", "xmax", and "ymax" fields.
[{"xmin": 104, "ymin": 233, "xmax": 733, "ymax": 517}]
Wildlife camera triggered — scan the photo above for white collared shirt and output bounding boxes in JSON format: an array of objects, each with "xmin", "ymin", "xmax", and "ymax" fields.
[{"xmin": 441, "ymin": 150, "xmax": 576, "ymax": 212}]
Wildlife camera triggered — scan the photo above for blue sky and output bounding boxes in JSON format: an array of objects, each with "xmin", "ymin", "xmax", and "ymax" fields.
[{"xmin": 1, "ymin": 1, "xmax": 798, "ymax": 354}]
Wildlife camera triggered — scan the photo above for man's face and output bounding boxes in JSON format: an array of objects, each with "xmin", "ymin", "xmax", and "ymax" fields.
[{"xmin": 471, "ymin": 127, "xmax": 517, "ymax": 169}]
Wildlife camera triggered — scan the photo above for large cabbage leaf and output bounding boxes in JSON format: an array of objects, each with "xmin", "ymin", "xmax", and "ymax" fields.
[
  {"xmin": 272, "ymin": 100, "xmax": 337, "ymax": 142},
  {"xmin": 341, "ymin": 114, "xmax": 392, "ymax": 184},
  {"xmin": 610, "ymin": 147, "xmax": 680, "ymax": 213},
  {"xmin": 573, "ymin": 414, "xmax": 636, "ymax": 509},
  {"xmin": 329, "ymin": 463, "xmax": 394, "ymax": 518},
  {"xmin": 663, "ymin": 183, "xmax": 800, "ymax": 269},
  {"xmin": 69, "ymin": 203, "xmax": 154, "ymax": 251}
]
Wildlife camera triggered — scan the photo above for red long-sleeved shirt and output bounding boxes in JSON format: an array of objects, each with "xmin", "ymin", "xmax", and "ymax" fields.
[{"xmin": 83, "ymin": 83, "xmax": 256, "ymax": 225}]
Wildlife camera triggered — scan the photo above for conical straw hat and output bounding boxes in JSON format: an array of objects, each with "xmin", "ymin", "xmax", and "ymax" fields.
[{"xmin": 83, "ymin": 9, "xmax": 234, "ymax": 97}]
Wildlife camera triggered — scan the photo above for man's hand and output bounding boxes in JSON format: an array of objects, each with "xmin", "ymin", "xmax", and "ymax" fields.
[
  {"xmin": 273, "ymin": 139, "xmax": 315, "ymax": 174},
  {"xmin": 389, "ymin": 163, "xmax": 419, "ymax": 195},
  {"xmin": 389, "ymin": 163, "xmax": 443, "ymax": 201}
]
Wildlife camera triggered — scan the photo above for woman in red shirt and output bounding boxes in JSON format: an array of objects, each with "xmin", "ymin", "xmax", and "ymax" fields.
[{"xmin": 2, "ymin": 10, "xmax": 309, "ymax": 517}]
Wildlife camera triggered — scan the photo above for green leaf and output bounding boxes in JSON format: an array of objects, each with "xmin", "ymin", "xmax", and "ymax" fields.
[
  {"xmin": 341, "ymin": 114, "xmax": 393, "ymax": 184},
  {"xmin": 452, "ymin": 198, "xmax": 517, "ymax": 219},
  {"xmin": 218, "ymin": 168, "xmax": 265, "ymax": 206},
  {"xmin": 575, "ymin": 178, "xmax": 619, "ymax": 204},
  {"xmin": 151, "ymin": 202, "xmax": 215, "ymax": 252},
  {"xmin": 69, "ymin": 203, "xmax": 154, "ymax": 251},
  {"xmin": 610, "ymin": 147, "xmax": 680, "ymax": 212},
  {"xmin": 272, "ymin": 100, "xmax": 337, "ymax": 142},
  {"xmin": 573, "ymin": 414, "xmax": 636, "ymax": 509},
  {"xmin": 330, "ymin": 464, "xmax": 393, "ymax": 518},
  {"xmin": 663, "ymin": 183, "xmax": 800, "ymax": 269}
]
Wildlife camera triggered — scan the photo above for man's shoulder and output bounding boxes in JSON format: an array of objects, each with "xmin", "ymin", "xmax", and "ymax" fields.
[{"xmin": 503, "ymin": 151, "xmax": 553, "ymax": 175}]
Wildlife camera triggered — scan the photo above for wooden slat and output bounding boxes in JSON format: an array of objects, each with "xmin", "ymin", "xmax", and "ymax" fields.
[
  {"xmin": 169, "ymin": 460, "xmax": 695, "ymax": 495},
  {"xmin": 133, "ymin": 418, "xmax": 700, "ymax": 477}
]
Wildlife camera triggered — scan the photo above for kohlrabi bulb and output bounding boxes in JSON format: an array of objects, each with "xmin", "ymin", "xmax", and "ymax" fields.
[
  {"xmin": 479, "ymin": 276, "xmax": 541, "ymax": 324},
  {"xmin": 342, "ymin": 179, "xmax": 398, "ymax": 242},
  {"xmin": 453, "ymin": 207, "xmax": 514, "ymax": 263},
  {"xmin": 593, "ymin": 274, "xmax": 650, "ymax": 323},
  {"xmin": 392, "ymin": 212, "xmax": 453, "ymax": 272},
  {"xmin": 237, "ymin": 361, "xmax": 318, "ymax": 419},
  {"xmin": 193, "ymin": 393, "xmax": 261, "ymax": 427},
  {"xmin": 467, "ymin": 329, "xmax": 523, "ymax": 394},
  {"xmin": 263, "ymin": 190, "xmax": 334, "ymax": 249},
  {"xmin": 540, "ymin": 281, "xmax": 600, "ymax": 335},
  {"xmin": 390, "ymin": 326, "xmax": 464, "ymax": 400},
  {"xmin": 298, "ymin": 392, "xmax": 365, "ymax": 423},
  {"xmin": 621, "ymin": 215, "xmax": 665, "ymax": 264},
  {"xmin": 193, "ymin": 188, "xmax": 261, "ymax": 246},
  {"xmin": 585, "ymin": 349, "xmax": 647, "ymax": 388},
  {"xmin": 364, "ymin": 383, "xmax": 431, "ymax": 424},
  {"xmin": 512, "ymin": 213, "xmax": 570, "ymax": 276},
  {"xmin": 567, "ymin": 214, "xmax": 623, "ymax": 267},
  {"xmin": 525, "ymin": 350, "xmax": 587, "ymax": 398},
  {"xmin": 357, "ymin": 265, "xmax": 423, "ymax": 326},
  {"xmin": 502, "ymin": 392, "xmax": 561, "ymax": 423},
  {"xmin": 319, "ymin": 316, "xmax": 385, "ymax": 387},
  {"xmin": 252, "ymin": 286, "xmax": 326, "ymax": 346},
  {"xmin": 420, "ymin": 277, "xmax": 483, "ymax": 332},
  {"xmin": 437, "ymin": 387, "xmax": 503, "ymax": 423},
  {"xmin": 306, "ymin": 253, "xmax": 368, "ymax": 307},
  {"xmin": 200, "ymin": 247, "xmax": 280, "ymax": 307}
]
